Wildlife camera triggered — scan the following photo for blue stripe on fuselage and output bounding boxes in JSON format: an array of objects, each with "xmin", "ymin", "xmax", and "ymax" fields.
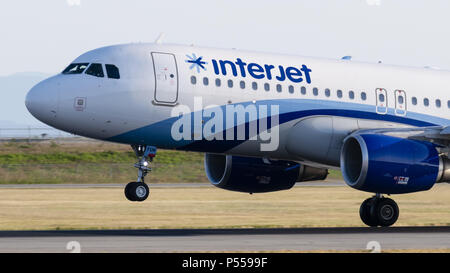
[{"xmin": 106, "ymin": 99, "xmax": 448, "ymax": 152}]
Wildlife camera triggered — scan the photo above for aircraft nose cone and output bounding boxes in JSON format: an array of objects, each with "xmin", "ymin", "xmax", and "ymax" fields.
[{"xmin": 25, "ymin": 78, "xmax": 59, "ymax": 124}]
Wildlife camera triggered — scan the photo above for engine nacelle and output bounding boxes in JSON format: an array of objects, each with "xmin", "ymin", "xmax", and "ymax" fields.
[
  {"xmin": 204, "ymin": 154, "xmax": 328, "ymax": 193},
  {"xmin": 340, "ymin": 133, "xmax": 450, "ymax": 194}
]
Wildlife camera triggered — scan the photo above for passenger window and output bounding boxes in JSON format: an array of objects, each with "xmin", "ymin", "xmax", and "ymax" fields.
[
  {"xmin": 436, "ymin": 99, "xmax": 441, "ymax": 108},
  {"xmin": 252, "ymin": 82, "xmax": 258, "ymax": 90},
  {"xmin": 85, "ymin": 63, "xmax": 104, "ymax": 78},
  {"xmin": 301, "ymin": 86, "xmax": 306, "ymax": 95},
  {"xmin": 203, "ymin": 77, "xmax": 209, "ymax": 86},
  {"xmin": 264, "ymin": 83, "xmax": 270, "ymax": 91},
  {"xmin": 215, "ymin": 78, "xmax": 221, "ymax": 87},
  {"xmin": 325, "ymin": 88, "xmax": 331, "ymax": 97},
  {"xmin": 361, "ymin": 92, "xmax": 367, "ymax": 101},
  {"xmin": 448, "ymin": 100, "xmax": 450, "ymax": 108},
  {"xmin": 62, "ymin": 63, "xmax": 89, "ymax": 74},
  {"xmin": 276, "ymin": 84, "xmax": 282, "ymax": 92},
  {"xmin": 240, "ymin": 81, "xmax": 245, "ymax": 89},
  {"xmin": 228, "ymin": 80, "xmax": 233, "ymax": 88},
  {"xmin": 313, "ymin": 87, "xmax": 318, "ymax": 96},
  {"xmin": 349, "ymin": 91, "xmax": 355, "ymax": 100},
  {"xmin": 191, "ymin": 76, "xmax": 197, "ymax": 85},
  {"xmin": 412, "ymin": 97, "xmax": 417, "ymax": 105},
  {"xmin": 288, "ymin": 85, "xmax": 294, "ymax": 94},
  {"xmin": 105, "ymin": 64, "xmax": 120, "ymax": 79},
  {"xmin": 337, "ymin": 90, "xmax": 343, "ymax": 98},
  {"xmin": 424, "ymin": 98, "xmax": 429, "ymax": 106}
]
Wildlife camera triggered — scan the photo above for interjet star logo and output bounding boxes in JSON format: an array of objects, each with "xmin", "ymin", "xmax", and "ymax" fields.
[{"xmin": 185, "ymin": 53, "xmax": 207, "ymax": 73}]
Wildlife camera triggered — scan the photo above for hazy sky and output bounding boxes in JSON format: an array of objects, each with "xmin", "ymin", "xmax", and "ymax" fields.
[{"xmin": 1, "ymin": 0, "xmax": 450, "ymax": 75}]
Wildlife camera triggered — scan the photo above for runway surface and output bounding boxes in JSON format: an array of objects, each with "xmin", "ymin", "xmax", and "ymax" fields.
[{"xmin": 0, "ymin": 226, "xmax": 448, "ymax": 252}]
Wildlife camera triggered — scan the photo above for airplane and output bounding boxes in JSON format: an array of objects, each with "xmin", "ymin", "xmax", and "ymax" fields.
[{"xmin": 25, "ymin": 42, "xmax": 450, "ymax": 227}]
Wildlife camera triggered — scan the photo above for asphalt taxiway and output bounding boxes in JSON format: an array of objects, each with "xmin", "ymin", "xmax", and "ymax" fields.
[{"xmin": 0, "ymin": 227, "xmax": 448, "ymax": 252}]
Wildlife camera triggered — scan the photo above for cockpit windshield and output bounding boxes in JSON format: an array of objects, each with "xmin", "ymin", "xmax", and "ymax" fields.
[
  {"xmin": 62, "ymin": 62, "xmax": 120, "ymax": 79},
  {"xmin": 85, "ymin": 63, "xmax": 104, "ymax": 77},
  {"xmin": 105, "ymin": 64, "xmax": 120, "ymax": 79},
  {"xmin": 62, "ymin": 63, "xmax": 89, "ymax": 74}
]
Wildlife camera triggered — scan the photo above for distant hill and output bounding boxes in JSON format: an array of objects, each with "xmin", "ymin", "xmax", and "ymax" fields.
[{"xmin": 0, "ymin": 72, "xmax": 51, "ymax": 128}]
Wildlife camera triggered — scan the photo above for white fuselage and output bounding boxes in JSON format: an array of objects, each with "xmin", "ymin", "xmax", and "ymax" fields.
[{"xmin": 26, "ymin": 43, "xmax": 450, "ymax": 169}]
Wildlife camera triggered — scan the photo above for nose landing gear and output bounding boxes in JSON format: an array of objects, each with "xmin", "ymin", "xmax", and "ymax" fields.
[
  {"xmin": 124, "ymin": 145, "xmax": 156, "ymax": 202},
  {"xmin": 359, "ymin": 194, "xmax": 399, "ymax": 227}
]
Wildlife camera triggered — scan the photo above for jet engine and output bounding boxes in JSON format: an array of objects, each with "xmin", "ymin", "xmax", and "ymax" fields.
[
  {"xmin": 204, "ymin": 154, "xmax": 328, "ymax": 193},
  {"xmin": 340, "ymin": 134, "xmax": 450, "ymax": 194}
]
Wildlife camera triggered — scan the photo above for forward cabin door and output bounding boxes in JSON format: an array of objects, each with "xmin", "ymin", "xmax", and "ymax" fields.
[{"xmin": 151, "ymin": 52, "xmax": 178, "ymax": 105}]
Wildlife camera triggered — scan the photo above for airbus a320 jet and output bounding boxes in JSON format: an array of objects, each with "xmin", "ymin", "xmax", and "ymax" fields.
[{"xmin": 26, "ymin": 42, "xmax": 450, "ymax": 227}]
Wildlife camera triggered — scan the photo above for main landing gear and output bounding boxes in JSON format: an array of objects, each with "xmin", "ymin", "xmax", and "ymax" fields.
[
  {"xmin": 124, "ymin": 145, "xmax": 157, "ymax": 202},
  {"xmin": 359, "ymin": 194, "xmax": 399, "ymax": 227}
]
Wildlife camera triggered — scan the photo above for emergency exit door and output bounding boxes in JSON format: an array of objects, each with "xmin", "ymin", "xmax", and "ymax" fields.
[
  {"xmin": 375, "ymin": 88, "xmax": 388, "ymax": 114},
  {"xmin": 394, "ymin": 90, "xmax": 407, "ymax": 116},
  {"xmin": 152, "ymin": 52, "xmax": 178, "ymax": 105}
]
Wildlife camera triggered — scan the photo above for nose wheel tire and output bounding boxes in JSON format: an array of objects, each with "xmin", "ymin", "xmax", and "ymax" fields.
[
  {"xmin": 360, "ymin": 197, "xmax": 399, "ymax": 227},
  {"xmin": 125, "ymin": 182, "xmax": 149, "ymax": 202},
  {"xmin": 124, "ymin": 145, "xmax": 156, "ymax": 202}
]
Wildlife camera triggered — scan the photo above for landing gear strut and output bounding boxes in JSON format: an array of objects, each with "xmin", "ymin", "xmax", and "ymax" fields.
[
  {"xmin": 360, "ymin": 194, "xmax": 399, "ymax": 227},
  {"xmin": 124, "ymin": 145, "xmax": 157, "ymax": 202}
]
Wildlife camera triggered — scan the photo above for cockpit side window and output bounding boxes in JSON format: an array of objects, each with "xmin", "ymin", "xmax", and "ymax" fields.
[
  {"xmin": 85, "ymin": 63, "xmax": 104, "ymax": 78},
  {"xmin": 105, "ymin": 64, "xmax": 120, "ymax": 79},
  {"xmin": 62, "ymin": 63, "xmax": 89, "ymax": 74}
]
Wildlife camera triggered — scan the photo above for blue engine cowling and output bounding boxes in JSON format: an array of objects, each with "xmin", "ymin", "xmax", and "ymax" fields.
[
  {"xmin": 204, "ymin": 154, "xmax": 328, "ymax": 193},
  {"xmin": 340, "ymin": 133, "xmax": 446, "ymax": 194}
]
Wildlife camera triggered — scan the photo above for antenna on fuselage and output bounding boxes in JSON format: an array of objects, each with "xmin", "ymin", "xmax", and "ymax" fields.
[{"xmin": 155, "ymin": 33, "xmax": 165, "ymax": 44}]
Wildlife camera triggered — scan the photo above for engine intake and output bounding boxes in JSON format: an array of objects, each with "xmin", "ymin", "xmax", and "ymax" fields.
[
  {"xmin": 340, "ymin": 134, "xmax": 449, "ymax": 194},
  {"xmin": 205, "ymin": 154, "xmax": 328, "ymax": 193}
]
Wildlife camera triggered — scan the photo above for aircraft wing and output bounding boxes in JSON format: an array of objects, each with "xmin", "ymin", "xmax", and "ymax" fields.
[{"xmin": 352, "ymin": 126, "xmax": 450, "ymax": 148}]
